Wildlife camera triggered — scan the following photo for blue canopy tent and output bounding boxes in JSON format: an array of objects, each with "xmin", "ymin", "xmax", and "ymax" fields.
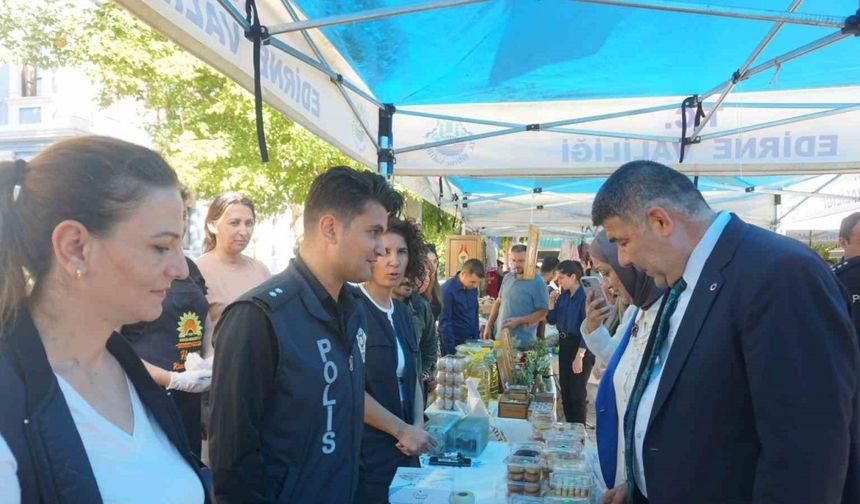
[{"xmin": 114, "ymin": 0, "xmax": 860, "ymax": 234}]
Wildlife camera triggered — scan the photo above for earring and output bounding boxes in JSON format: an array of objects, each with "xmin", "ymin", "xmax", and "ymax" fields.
[{"xmin": 74, "ymin": 268, "xmax": 83, "ymax": 280}]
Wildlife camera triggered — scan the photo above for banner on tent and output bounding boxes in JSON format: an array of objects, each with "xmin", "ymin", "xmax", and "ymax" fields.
[
  {"xmin": 117, "ymin": 0, "xmax": 379, "ymax": 167},
  {"xmin": 394, "ymin": 88, "xmax": 860, "ymax": 176}
]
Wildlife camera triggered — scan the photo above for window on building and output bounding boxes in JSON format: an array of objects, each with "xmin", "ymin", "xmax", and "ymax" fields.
[
  {"xmin": 21, "ymin": 63, "xmax": 40, "ymax": 97},
  {"xmin": 19, "ymin": 107, "xmax": 41, "ymax": 124}
]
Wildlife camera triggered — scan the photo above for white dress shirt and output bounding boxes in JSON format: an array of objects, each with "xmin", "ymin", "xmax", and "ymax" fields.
[{"xmin": 633, "ymin": 211, "xmax": 731, "ymax": 497}]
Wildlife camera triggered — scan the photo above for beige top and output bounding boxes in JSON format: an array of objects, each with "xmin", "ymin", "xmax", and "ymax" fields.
[{"xmin": 195, "ymin": 252, "xmax": 271, "ymax": 323}]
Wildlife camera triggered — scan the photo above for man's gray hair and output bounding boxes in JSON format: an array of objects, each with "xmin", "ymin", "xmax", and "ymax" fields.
[{"xmin": 592, "ymin": 160, "xmax": 711, "ymax": 226}]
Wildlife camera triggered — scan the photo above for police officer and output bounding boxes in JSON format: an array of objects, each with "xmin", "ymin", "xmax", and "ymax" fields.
[
  {"xmin": 834, "ymin": 212, "xmax": 860, "ymax": 334},
  {"xmin": 208, "ymin": 166, "xmax": 403, "ymax": 504},
  {"xmin": 121, "ymin": 256, "xmax": 211, "ymax": 456}
]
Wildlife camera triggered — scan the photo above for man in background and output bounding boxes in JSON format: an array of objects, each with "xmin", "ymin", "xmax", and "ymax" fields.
[
  {"xmin": 439, "ymin": 259, "xmax": 485, "ymax": 355},
  {"xmin": 834, "ymin": 211, "xmax": 860, "ymax": 335},
  {"xmin": 483, "ymin": 244, "xmax": 549, "ymax": 349}
]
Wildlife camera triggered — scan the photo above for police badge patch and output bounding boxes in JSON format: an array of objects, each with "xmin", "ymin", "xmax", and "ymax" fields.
[{"xmin": 356, "ymin": 328, "xmax": 367, "ymax": 363}]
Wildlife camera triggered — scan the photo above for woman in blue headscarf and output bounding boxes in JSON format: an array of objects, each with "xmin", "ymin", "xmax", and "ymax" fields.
[{"xmin": 579, "ymin": 230, "xmax": 664, "ymax": 490}]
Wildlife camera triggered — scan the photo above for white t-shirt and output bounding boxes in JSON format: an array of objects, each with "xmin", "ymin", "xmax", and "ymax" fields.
[
  {"xmin": 0, "ymin": 375, "xmax": 205, "ymax": 504},
  {"xmin": 359, "ymin": 285, "xmax": 406, "ymax": 398}
]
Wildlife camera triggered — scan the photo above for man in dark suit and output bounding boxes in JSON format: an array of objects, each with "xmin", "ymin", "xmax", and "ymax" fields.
[{"xmin": 592, "ymin": 161, "xmax": 859, "ymax": 504}]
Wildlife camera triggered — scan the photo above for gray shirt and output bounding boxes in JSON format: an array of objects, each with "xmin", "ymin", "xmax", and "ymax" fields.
[{"xmin": 496, "ymin": 272, "xmax": 549, "ymax": 348}]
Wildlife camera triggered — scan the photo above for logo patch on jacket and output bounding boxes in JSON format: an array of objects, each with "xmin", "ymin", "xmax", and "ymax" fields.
[
  {"xmin": 177, "ymin": 312, "xmax": 203, "ymax": 338},
  {"xmin": 356, "ymin": 328, "xmax": 367, "ymax": 363}
]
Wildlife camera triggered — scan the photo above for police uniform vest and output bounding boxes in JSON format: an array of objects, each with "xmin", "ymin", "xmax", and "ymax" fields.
[
  {"xmin": 832, "ymin": 256, "xmax": 860, "ymax": 334},
  {"xmin": 121, "ymin": 257, "xmax": 208, "ymax": 455},
  {"xmin": 230, "ymin": 261, "xmax": 367, "ymax": 503}
]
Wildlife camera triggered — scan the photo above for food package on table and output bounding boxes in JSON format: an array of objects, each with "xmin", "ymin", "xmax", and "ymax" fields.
[{"xmin": 388, "ymin": 466, "xmax": 454, "ymax": 504}]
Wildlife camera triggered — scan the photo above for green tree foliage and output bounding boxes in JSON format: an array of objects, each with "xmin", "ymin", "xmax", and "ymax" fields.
[
  {"xmin": 1, "ymin": 0, "xmax": 359, "ymax": 218},
  {"xmin": 421, "ymin": 200, "xmax": 461, "ymax": 274},
  {"xmin": 2, "ymin": 0, "xmax": 467, "ymax": 244}
]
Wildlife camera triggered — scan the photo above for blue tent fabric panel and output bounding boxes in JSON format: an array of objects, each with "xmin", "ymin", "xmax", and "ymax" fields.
[
  {"xmin": 292, "ymin": 0, "xmax": 859, "ymax": 105},
  {"xmin": 448, "ymin": 175, "xmax": 812, "ymax": 196}
]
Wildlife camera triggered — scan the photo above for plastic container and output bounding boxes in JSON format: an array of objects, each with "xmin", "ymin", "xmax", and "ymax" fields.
[
  {"xmin": 464, "ymin": 356, "xmax": 492, "ymax": 404},
  {"xmin": 436, "ymin": 356, "xmax": 467, "ymax": 410},
  {"xmin": 547, "ymin": 471, "xmax": 592, "ymax": 498},
  {"xmin": 452, "ymin": 416, "xmax": 489, "ymax": 458},
  {"xmin": 504, "ymin": 455, "xmax": 543, "ymax": 483},
  {"xmin": 545, "ymin": 433, "xmax": 584, "ymax": 455},
  {"xmin": 530, "ymin": 410, "xmax": 557, "ymax": 442},
  {"xmin": 508, "ymin": 495, "xmax": 544, "ymax": 504},
  {"xmin": 540, "ymin": 448, "xmax": 582, "ymax": 479},
  {"xmin": 425, "ymin": 414, "xmax": 460, "ymax": 455},
  {"xmin": 508, "ymin": 442, "xmax": 544, "ymax": 458},
  {"xmin": 484, "ymin": 355, "xmax": 500, "ymax": 400},
  {"xmin": 544, "ymin": 497, "xmax": 590, "ymax": 504},
  {"xmin": 553, "ymin": 423, "xmax": 587, "ymax": 443},
  {"xmin": 550, "ymin": 459, "xmax": 590, "ymax": 474},
  {"xmin": 505, "ymin": 480, "xmax": 542, "ymax": 497}
]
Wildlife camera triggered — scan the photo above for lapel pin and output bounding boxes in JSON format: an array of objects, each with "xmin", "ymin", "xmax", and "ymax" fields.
[{"xmin": 709, "ymin": 283, "xmax": 718, "ymax": 291}]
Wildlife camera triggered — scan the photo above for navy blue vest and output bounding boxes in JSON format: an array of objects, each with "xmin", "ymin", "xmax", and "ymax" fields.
[
  {"xmin": 0, "ymin": 311, "xmax": 210, "ymax": 504},
  {"xmin": 357, "ymin": 290, "xmax": 420, "ymax": 486},
  {"xmin": 233, "ymin": 264, "xmax": 367, "ymax": 503}
]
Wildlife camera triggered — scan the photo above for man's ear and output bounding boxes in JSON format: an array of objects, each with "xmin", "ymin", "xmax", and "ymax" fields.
[
  {"xmin": 839, "ymin": 236, "xmax": 849, "ymax": 249},
  {"xmin": 318, "ymin": 214, "xmax": 339, "ymax": 245},
  {"xmin": 645, "ymin": 207, "xmax": 674, "ymax": 238}
]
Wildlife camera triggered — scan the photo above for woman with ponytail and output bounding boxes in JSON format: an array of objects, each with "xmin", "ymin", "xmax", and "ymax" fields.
[{"xmin": 0, "ymin": 136, "xmax": 209, "ymax": 503}]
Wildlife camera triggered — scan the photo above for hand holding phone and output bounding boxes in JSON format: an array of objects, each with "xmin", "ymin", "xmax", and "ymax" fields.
[
  {"xmin": 581, "ymin": 276, "xmax": 613, "ymax": 333},
  {"xmin": 581, "ymin": 276, "xmax": 609, "ymax": 306}
]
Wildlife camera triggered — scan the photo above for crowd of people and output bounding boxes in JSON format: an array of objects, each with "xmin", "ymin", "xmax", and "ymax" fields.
[{"xmin": 0, "ymin": 135, "xmax": 858, "ymax": 504}]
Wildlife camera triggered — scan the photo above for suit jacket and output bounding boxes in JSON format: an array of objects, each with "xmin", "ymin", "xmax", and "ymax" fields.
[{"xmin": 635, "ymin": 215, "xmax": 860, "ymax": 504}]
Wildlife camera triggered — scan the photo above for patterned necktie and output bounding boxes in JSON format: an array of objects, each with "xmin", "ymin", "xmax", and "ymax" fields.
[{"xmin": 624, "ymin": 277, "xmax": 687, "ymax": 500}]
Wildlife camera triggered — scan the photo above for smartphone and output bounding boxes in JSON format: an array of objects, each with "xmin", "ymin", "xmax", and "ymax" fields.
[{"xmin": 580, "ymin": 275, "xmax": 610, "ymax": 308}]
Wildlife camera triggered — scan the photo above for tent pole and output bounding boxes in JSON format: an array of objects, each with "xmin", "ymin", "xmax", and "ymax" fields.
[
  {"xmin": 777, "ymin": 175, "xmax": 841, "ymax": 224},
  {"xmin": 709, "ymin": 102, "xmax": 860, "ymax": 109},
  {"xmin": 698, "ymin": 103, "xmax": 860, "ymax": 141},
  {"xmin": 698, "ymin": 180, "xmax": 860, "ymax": 203},
  {"xmin": 394, "ymin": 126, "xmax": 675, "ymax": 155},
  {"xmin": 268, "ymin": 0, "xmax": 487, "ymax": 35},
  {"xmin": 697, "ymin": 30, "xmax": 851, "ymax": 101},
  {"xmin": 378, "ymin": 105, "xmax": 396, "ymax": 177},
  {"xmin": 567, "ymin": 0, "xmax": 843, "ymax": 28},
  {"xmin": 397, "ymin": 102, "xmax": 679, "ymax": 127},
  {"xmin": 691, "ymin": 0, "xmax": 805, "ymax": 138},
  {"xmin": 278, "ymin": 0, "xmax": 379, "ymax": 150}
]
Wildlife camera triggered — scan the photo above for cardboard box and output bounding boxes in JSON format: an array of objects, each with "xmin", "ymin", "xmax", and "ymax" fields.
[{"xmin": 388, "ymin": 466, "xmax": 454, "ymax": 504}]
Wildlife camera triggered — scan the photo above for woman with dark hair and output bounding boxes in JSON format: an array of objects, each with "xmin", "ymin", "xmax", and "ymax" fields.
[
  {"xmin": 579, "ymin": 230, "xmax": 664, "ymax": 491},
  {"xmin": 0, "ymin": 136, "xmax": 209, "ymax": 503},
  {"xmin": 547, "ymin": 260, "xmax": 593, "ymax": 423},
  {"xmin": 419, "ymin": 244, "xmax": 443, "ymax": 318},
  {"xmin": 195, "ymin": 192, "xmax": 270, "ymax": 324},
  {"xmin": 357, "ymin": 218, "xmax": 437, "ymax": 503}
]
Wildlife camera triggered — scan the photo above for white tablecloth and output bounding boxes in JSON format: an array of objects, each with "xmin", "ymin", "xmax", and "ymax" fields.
[{"xmin": 417, "ymin": 411, "xmax": 534, "ymax": 503}]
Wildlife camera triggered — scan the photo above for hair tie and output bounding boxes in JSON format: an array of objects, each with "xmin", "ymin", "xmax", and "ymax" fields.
[{"xmin": 12, "ymin": 159, "xmax": 25, "ymax": 202}]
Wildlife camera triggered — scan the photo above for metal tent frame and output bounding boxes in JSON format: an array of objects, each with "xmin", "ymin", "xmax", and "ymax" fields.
[{"xmin": 140, "ymin": 0, "xmax": 860, "ymax": 234}]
